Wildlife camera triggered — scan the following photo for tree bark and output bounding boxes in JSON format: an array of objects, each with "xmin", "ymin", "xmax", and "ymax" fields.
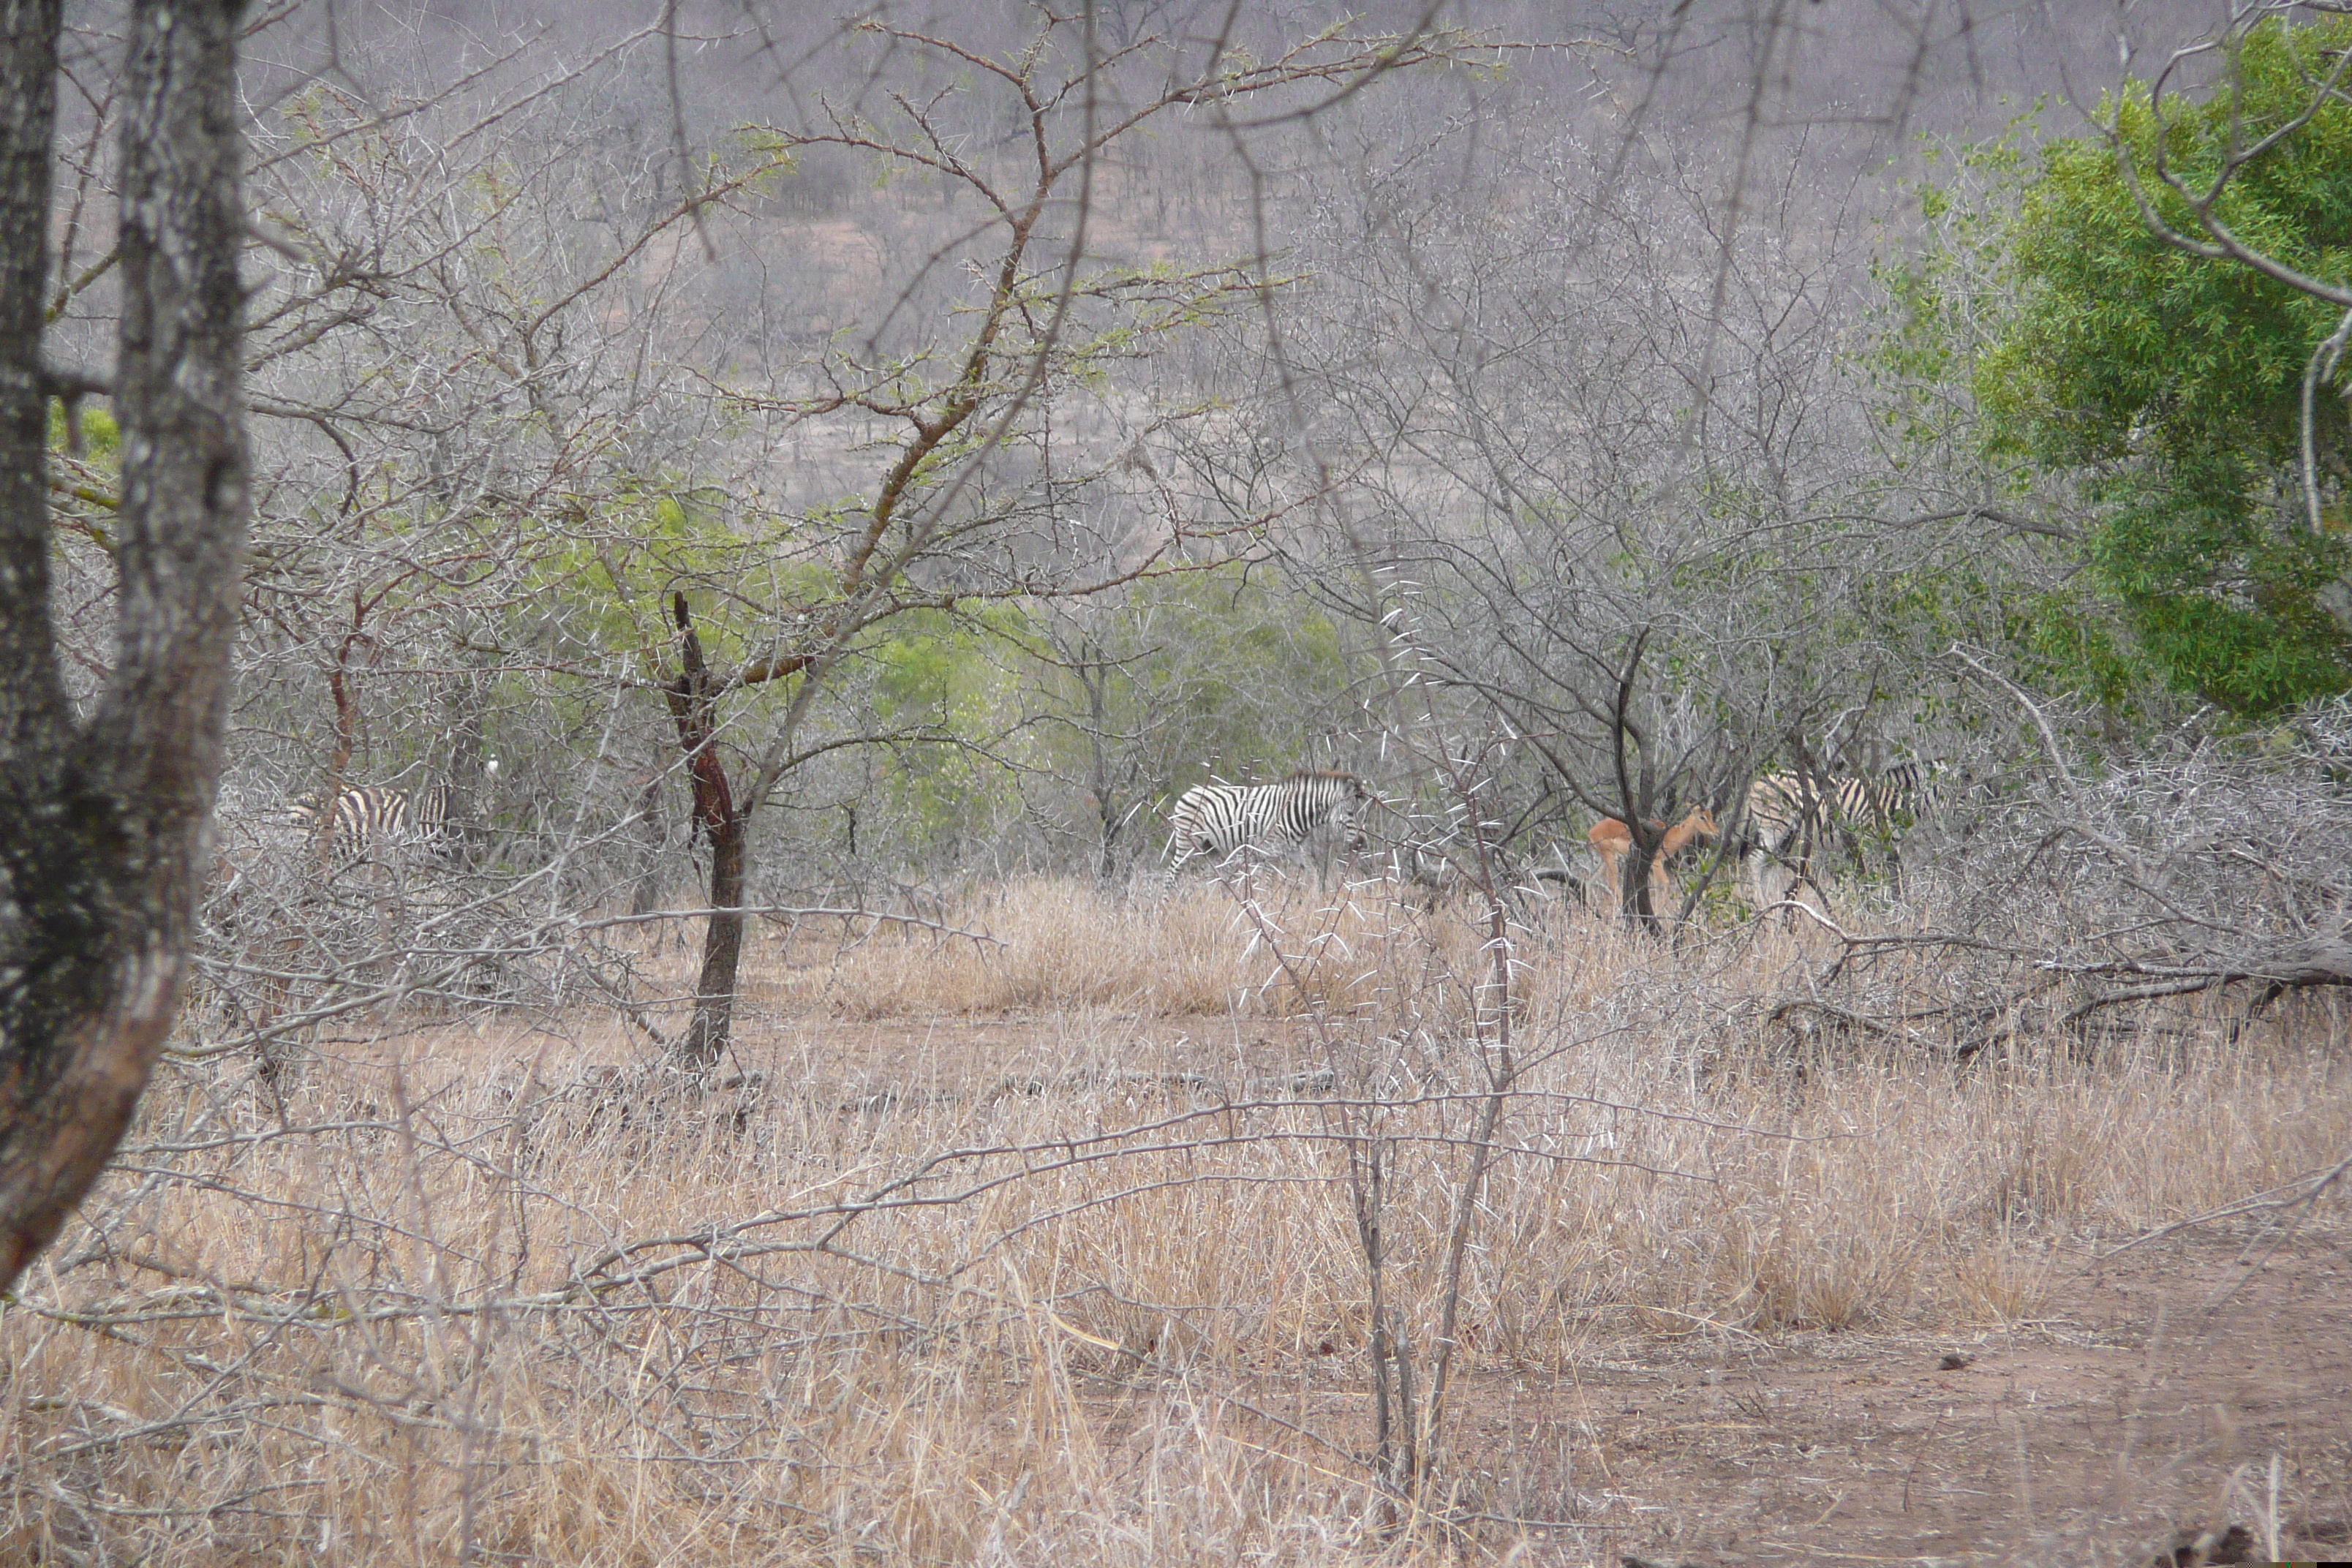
[
  {"xmin": 0, "ymin": 0, "xmax": 251, "ymax": 1292},
  {"xmin": 1082, "ymin": 636, "xmax": 1120, "ymax": 885},
  {"xmin": 663, "ymin": 594, "xmax": 745, "ymax": 1070}
]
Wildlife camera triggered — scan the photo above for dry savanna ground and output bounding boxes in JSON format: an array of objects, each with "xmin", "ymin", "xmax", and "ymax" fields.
[{"xmin": 1, "ymin": 875, "xmax": 2347, "ymax": 1567}]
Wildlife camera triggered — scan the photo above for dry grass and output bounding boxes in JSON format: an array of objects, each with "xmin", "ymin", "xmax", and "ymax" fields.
[
  {"xmin": 3, "ymin": 873, "xmax": 2345, "ymax": 1563},
  {"xmin": 777, "ymin": 878, "xmax": 1264, "ymax": 1017},
  {"xmin": 761, "ymin": 877, "xmax": 1499, "ymax": 1020}
]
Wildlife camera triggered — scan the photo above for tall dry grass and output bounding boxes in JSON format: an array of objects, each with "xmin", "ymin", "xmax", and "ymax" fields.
[
  {"xmin": 758, "ymin": 877, "xmax": 1497, "ymax": 1020},
  {"xmin": 2, "ymin": 872, "xmax": 2345, "ymax": 1562}
]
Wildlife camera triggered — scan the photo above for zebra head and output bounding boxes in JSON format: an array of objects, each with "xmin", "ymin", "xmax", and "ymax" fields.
[{"xmin": 1296, "ymin": 771, "xmax": 1371, "ymax": 851}]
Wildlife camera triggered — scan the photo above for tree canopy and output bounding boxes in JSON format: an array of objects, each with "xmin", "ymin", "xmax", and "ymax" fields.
[{"xmin": 1964, "ymin": 17, "xmax": 2352, "ymax": 715}]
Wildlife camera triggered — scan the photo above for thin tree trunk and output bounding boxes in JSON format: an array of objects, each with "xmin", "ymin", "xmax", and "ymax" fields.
[
  {"xmin": 1606, "ymin": 629, "xmax": 1665, "ymax": 932},
  {"xmin": 664, "ymin": 594, "xmax": 745, "ymax": 1070},
  {"xmin": 1349, "ymin": 1137, "xmax": 1399, "ymax": 1524},
  {"xmin": 0, "ymin": 0, "xmax": 251, "ymax": 1292},
  {"xmin": 627, "ymin": 769, "xmax": 665, "ymax": 919}
]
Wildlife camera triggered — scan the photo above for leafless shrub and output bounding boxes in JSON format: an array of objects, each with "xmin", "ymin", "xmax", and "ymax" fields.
[{"xmin": 1760, "ymin": 690, "xmax": 2352, "ymax": 1067}]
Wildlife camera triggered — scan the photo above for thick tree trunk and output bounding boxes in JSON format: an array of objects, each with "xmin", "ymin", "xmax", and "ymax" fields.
[
  {"xmin": 689, "ymin": 816, "xmax": 747, "ymax": 1066},
  {"xmin": 1623, "ymin": 832, "xmax": 1660, "ymax": 929},
  {"xmin": 0, "ymin": 0, "xmax": 250, "ymax": 1292},
  {"xmin": 664, "ymin": 595, "xmax": 745, "ymax": 1070}
]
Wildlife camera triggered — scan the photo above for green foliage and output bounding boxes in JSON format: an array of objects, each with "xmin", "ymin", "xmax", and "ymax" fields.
[
  {"xmin": 480, "ymin": 475, "xmax": 869, "ymax": 742},
  {"xmin": 865, "ymin": 606, "xmax": 1034, "ymax": 847},
  {"xmin": 2002, "ymin": 584, "xmax": 2141, "ymax": 712},
  {"xmin": 1066, "ymin": 566, "xmax": 1352, "ymax": 789},
  {"xmin": 733, "ymin": 567, "xmax": 1358, "ymax": 869},
  {"xmin": 1962, "ymin": 18, "xmax": 2352, "ymax": 715},
  {"xmin": 45, "ymin": 399, "xmax": 122, "ymax": 554},
  {"xmin": 48, "ymin": 400, "xmax": 118, "ymax": 457},
  {"xmin": 1869, "ymin": 130, "xmax": 2036, "ymax": 455},
  {"xmin": 1863, "ymin": 128, "xmax": 2163, "ymax": 722},
  {"xmin": 1011, "ymin": 563, "xmax": 1359, "ymax": 872}
]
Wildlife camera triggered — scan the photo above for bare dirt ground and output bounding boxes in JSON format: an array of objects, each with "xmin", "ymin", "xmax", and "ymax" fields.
[{"xmin": 1443, "ymin": 1226, "xmax": 2352, "ymax": 1566}]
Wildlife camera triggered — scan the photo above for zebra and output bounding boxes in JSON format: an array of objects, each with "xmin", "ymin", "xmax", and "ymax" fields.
[
  {"xmin": 1739, "ymin": 761, "xmax": 1946, "ymax": 908},
  {"xmin": 288, "ymin": 777, "xmax": 469, "ymax": 866},
  {"xmin": 1162, "ymin": 771, "xmax": 1370, "ymax": 883}
]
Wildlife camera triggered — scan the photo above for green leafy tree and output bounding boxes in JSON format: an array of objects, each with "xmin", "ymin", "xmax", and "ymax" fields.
[
  {"xmin": 1966, "ymin": 18, "xmax": 2352, "ymax": 715},
  {"xmin": 865, "ymin": 606, "xmax": 1035, "ymax": 862}
]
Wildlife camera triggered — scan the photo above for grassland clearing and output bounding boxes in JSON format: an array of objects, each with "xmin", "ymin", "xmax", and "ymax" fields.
[{"xmin": 1, "ymin": 877, "xmax": 2344, "ymax": 1565}]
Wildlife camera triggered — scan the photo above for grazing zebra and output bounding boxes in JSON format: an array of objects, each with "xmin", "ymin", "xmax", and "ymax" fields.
[
  {"xmin": 289, "ymin": 780, "xmax": 461, "ymax": 865},
  {"xmin": 1163, "ymin": 771, "xmax": 1370, "ymax": 883},
  {"xmin": 1740, "ymin": 762, "xmax": 1945, "ymax": 908}
]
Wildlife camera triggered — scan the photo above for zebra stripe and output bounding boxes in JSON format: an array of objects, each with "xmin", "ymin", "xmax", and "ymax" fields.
[
  {"xmin": 1164, "ymin": 772, "xmax": 1369, "ymax": 880},
  {"xmin": 1741, "ymin": 763, "xmax": 1944, "ymax": 904},
  {"xmin": 289, "ymin": 783, "xmax": 459, "ymax": 864}
]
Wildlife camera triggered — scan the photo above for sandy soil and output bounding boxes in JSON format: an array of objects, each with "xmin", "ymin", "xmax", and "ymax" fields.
[
  {"xmin": 1444, "ymin": 1226, "xmax": 2352, "ymax": 1565},
  {"xmin": 1047, "ymin": 1218, "xmax": 2351, "ymax": 1567}
]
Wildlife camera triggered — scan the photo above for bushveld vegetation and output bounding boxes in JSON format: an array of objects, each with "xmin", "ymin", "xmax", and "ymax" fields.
[
  {"xmin": 10, "ymin": 862, "xmax": 2351, "ymax": 1563},
  {"xmin": 4, "ymin": 2, "xmax": 2351, "ymax": 1564}
]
